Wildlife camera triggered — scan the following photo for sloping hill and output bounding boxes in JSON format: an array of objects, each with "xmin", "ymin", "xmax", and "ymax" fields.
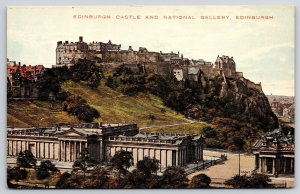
[
  {"xmin": 7, "ymin": 81, "xmax": 208, "ymax": 134},
  {"xmin": 61, "ymin": 81, "xmax": 190, "ymax": 127},
  {"xmin": 7, "ymin": 100, "xmax": 79, "ymax": 128}
]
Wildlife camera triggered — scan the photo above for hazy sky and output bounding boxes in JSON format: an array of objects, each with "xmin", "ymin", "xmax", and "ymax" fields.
[{"xmin": 7, "ymin": 6, "xmax": 295, "ymax": 96}]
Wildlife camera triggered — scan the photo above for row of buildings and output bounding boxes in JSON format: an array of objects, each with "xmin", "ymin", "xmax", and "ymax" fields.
[
  {"xmin": 7, "ymin": 121, "xmax": 294, "ymax": 177},
  {"xmin": 55, "ymin": 36, "xmax": 263, "ymax": 92},
  {"xmin": 7, "ymin": 123, "xmax": 204, "ymax": 171},
  {"xmin": 7, "ymin": 36, "xmax": 264, "ymax": 100},
  {"xmin": 7, "ymin": 60, "xmax": 45, "ymax": 99}
]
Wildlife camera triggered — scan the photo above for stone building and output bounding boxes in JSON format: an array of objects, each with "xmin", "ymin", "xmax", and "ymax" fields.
[
  {"xmin": 213, "ymin": 55, "xmax": 236, "ymax": 77},
  {"xmin": 7, "ymin": 60, "xmax": 44, "ymax": 99},
  {"xmin": 7, "ymin": 123, "xmax": 204, "ymax": 171},
  {"xmin": 55, "ymin": 37, "xmax": 264, "ymax": 92},
  {"xmin": 252, "ymin": 129, "xmax": 294, "ymax": 176}
]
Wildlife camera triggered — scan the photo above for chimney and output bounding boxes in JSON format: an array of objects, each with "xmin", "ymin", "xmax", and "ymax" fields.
[
  {"xmin": 57, "ymin": 41, "xmax": 62, "ymax": 47},
  {"xmin": 79, "ymin": 36, "xmax": 83, "ymax": 42}
]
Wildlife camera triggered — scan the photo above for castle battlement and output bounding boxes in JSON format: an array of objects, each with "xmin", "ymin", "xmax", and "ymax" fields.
[{"xmin": 55, "ymin": 37, "xmax": 264, "ymax": 93}]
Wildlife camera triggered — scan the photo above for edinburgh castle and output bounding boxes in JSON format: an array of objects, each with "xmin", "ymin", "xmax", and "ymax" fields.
[{"xmin": 55, "ymin": 36, "xmax": 263, "ymax": 92}]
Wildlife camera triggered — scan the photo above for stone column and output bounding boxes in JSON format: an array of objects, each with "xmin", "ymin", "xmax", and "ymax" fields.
[
  {"xmin": 48, "ymin": 143, "xmax": 51, "ymax": 159},
  {"xmin": 68, "ymin": 141, "xmax": 71, "ymax": 162},
  {"xmin": 165, "ymin": 150, "xmax": 168, "ymax": 168},
  {"xmin": 43, "ymin": 142, "xmax": 45, "ymax": 158},
  {"xmin": 52, "ymin": 143, "xmax": 55, "ymax": 159},
  {"xmin": 15, "ymin": 141, "xmax": 18, "ymax": 156},
  {"xmin": 272, "ymin": 158, "xmax": 276, "ymax": 175},
  {"xmin": 58, "ymin": 141, "xmax": 61, "ymax": 161},
  {"xmin": 12, "ymin": 140, "xmax": 14, "ymax": 156},
  {"xmin": 64, "ymin": 141, "xmax": 67, "ymax": 162},
  {"xmin": 79, "ymin": 141, "xmax": 82, "ymax": 154},
  {"xmin": 176, "ymin": 150, "xmax": 179, "ymax": 166},
  {"xmin": 159, "ymin": 149, "xmax": 162, "ymax": 171},
  {"xmin": 74, "ymin": 141, "xmax": 77, "ymax": 161},
  {"xmin": 180, "ymin": 149, "xmax": 183, "ymax": 166},
  {"xmin": 99, "ymin": 140, "xmax": 103, "ymax": 161}
]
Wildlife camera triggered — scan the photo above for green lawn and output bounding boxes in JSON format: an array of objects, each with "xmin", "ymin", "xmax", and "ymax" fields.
[
  {"xmin": 8, "ymin": 80, "xmax": 210, "ymax": 132},
  {"xmin": 7, "ymin": 100, "xmax": 79, "ymax": 128},
  {"xmin": 61, "ymin": 81, "xmax": 189, "ymax": 127},
  {"xmin": 141, "ymin": 122, "xmax": 210, "ymax": 135}
]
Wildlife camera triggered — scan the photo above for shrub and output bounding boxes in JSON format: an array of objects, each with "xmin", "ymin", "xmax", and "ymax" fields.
[{"xmin": 190, "ymin": 173, "xmax": 211, "ymax": 188}]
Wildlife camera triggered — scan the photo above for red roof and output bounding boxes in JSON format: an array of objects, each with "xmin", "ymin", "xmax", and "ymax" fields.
[{"xmin": 7, "ymin": 64, "xmax": 44, "ymax": 81}]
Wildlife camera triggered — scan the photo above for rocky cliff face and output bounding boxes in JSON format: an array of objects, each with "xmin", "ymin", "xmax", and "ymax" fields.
[{"xmin": 185, "ymin": 71, "xmax": 278, "ymax": 130}]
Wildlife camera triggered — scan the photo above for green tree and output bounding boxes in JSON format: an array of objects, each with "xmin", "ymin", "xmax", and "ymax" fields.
[
  {"xmin": 202, "ymin": 126, "xmax": 217, "ymax": 138},
  {"xmin": 248, "ymin": 173, "xmax": 271, "ymax": 188},
  {"xmin": 225, "ymin": 174, "xmax": 249, "ymax": 188},
  {"xmin": 190, "ymin": 173, "xmax": 211, "ymax": 188},
  {"xmin": 136, "ymin": 157, "xmax": 159, "ymax": 176},
  {"xmin": 122, "ymin": 169, "xmax": 161, "ymax": 189},
  {"xmin": 225, "ymin": 173, "xmax": 271, "ymax": 188},
  {"xmin": 87, "ymin": 72, "xmax": 101, "ymax": 88},
  {"xmin": 36, "ymin": 160, "xmax": 59, "ymax": 180},
  {"xmin": 7, "ymin": 167, "xmax": 28, "ymax": 188},
  {"xmin": 110, "ymin": 150, "xmax": 133, "ymax": 175},
  {"xmin": 72, "ymin": 148, "xmax": 97, "ymax": 176},
  {"xmin": 81, "ymin": 166, "xmax": 109, "ymax": 189},
  {"xmin": 161, "ymin": 166, "xmax": 188, "ymax": 189},
  {"xmin": 17, "ymin": 150, "xmax": 37, "ymax": 169},
  {"xmin": 55, "ymin": 172, "xmax": 71, "ymax": 189}
]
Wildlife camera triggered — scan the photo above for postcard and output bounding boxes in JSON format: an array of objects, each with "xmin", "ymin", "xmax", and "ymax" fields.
[{"xmin": 7, "ymin": 6, "xmax": 294, "ymax": 189}]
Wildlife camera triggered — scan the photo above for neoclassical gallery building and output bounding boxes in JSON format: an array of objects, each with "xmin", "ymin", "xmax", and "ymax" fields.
[{"xmin": 7, "ymin": 122, "xmax": 205, "ymax": 170}]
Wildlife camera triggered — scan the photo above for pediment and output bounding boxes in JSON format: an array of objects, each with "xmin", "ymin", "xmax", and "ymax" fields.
[
  {"xmin": 63, "ymin": 131, "xmax": 83, "ymax": 137},
  {"xmin": 57, "ymin": 128, "xmax": 87, "ymax": 137}
]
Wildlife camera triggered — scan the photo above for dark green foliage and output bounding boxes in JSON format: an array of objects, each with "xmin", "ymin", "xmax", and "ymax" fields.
[
  {"xmin": 55, "ymin": 172, "xmax": 71, "ymax": 189},
  {"xmin": 81, "ymin": 166, "xmax": 109, "ymax": 189},
  {"xmin": 17, "ymin": 150, "xmax": 37, "ymax": 169},
  {"xmin": 56, "ymin": 173, "xmax": 84, "ymax": 189},
  {"xmin": 72, "ymin": 148, "xmax": 97, "ymax": 176},
  {"xmin": 70, "ymin": 59, "xmax": 103, "ymax": 85},
  {"xmin": 110, "ymin": 150, "xmax": 133, "ymax": 175},
  {"xmin": 106, "ymin": 64, "xmax": 145, "ymax": 96},
  {"xmin": 38, "ymin": 66, "xmax": 71, "ymax": 100},
  {"xmin": 7, "ymin": 167, "xmax": 28, "ymax": 182},
  {"xmin": 72, "ymin": 72, "xmax": 81, "ymax": 82},
  {"xmin": 202, "ymin": 126, "xmax": 217, "ymax": 138},
  {"xmin": 56, "ymin": 167, "xmax": 109, "ymax": 189},
  {"xmin": 36, "ymin": 160, "xmax": 59, "ymax": 180},
  {"xmin": 38, "ymin": 59, "xmax": 103, "ymax": 100},
  {"xmin": 120, "ymin": 157, "xmax": 160, "ymax": 188},
  {"xmin": 87, "ymin": 72, "xmax": 101, "ymax": 88},
  {"xmin": 122, "ymin": 169, "xmax": 161, "ymax": 189},
  {"xmin": 62, "ymin": 94, "xmax": 100, "ymax": 122},
  {"xmin": 225, "ymin": 174, "xmax": 271, "ymax": 188},
  {"xmin": 136, "ymin": 157, "xmax": 159, "ymax": 176},
  {"xmin": 105, "ymin": 75, "xmax": 119, "ymax": 89},
  {"xmin": 161, "ymin": 166, "xmax": 188, "ymax": 189},
  {"xmin": 190, "ymin": 173, "xmax": 211, "ymax": 188},
  {"xmin": 232, "ymin": 137, "xmax": 246, "ymax": 151}
]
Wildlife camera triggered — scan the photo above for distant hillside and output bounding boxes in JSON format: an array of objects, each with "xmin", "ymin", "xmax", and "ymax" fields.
[
  {"xmin": 7, "ymin": 81, "xmax": 208, "ymax": 134},
  {"xmin": 266, "ymin": 95, "xmax": 294, "ymax": 104}
]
